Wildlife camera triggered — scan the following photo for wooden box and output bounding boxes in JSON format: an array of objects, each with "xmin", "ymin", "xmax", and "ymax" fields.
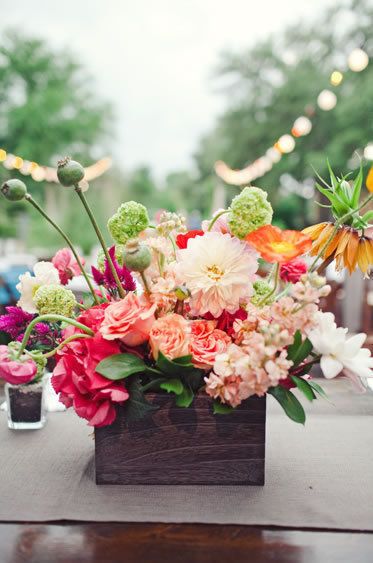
[{"xmin": 95, "ymin": 393, "xmax": 266, "ymax": 486}]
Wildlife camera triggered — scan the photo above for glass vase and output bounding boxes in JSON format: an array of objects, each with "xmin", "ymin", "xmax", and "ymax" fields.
[{"xmin": 5, "ymin": 380, "xmax": 46, "ymax": 430}]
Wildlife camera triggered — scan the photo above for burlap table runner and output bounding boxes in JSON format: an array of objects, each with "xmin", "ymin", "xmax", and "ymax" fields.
[{"xmin": 0, "ymin": 381, "xmax": 372, "ymax": 530}]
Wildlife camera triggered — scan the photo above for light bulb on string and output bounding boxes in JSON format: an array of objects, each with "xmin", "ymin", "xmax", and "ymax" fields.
[
  {"xmin": 330, "ymin": 70, "xmax": 343, "ymax": 86},
  {"xmin": 277, "ymin": 134, "xmax": 295, "ymax": 154},
  {"xmin": 292, "ymin": 116, "xmax": 312, "ymax": 137},
  {"xmin": 317, "ymin": 90, "xmax": 337, "ymax": 111},
  {"xmin": 348, "ymin": 48, "xmax": 369, "ymax": 72},
  {"xmin": 364, "ymin": 144, "xmax": 373, "ymax": 161}
]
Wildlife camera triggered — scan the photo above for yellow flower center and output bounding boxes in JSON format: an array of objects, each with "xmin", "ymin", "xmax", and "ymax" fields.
[
  {"xmin": 270, "ymin": 241, "xmax": 294, "ymax": 254},
  {"xmin": 32, "ymin": 284, "xmax": 41, "ymax": 297},
  {"xmin": 206, "ymin": 264, "xmax": 224, "ymax": 281}
]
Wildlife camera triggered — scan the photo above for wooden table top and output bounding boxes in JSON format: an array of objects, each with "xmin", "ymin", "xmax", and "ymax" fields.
[{"xmin": 0, "ymin": 522, "xmax": 372, "ymax": 563}]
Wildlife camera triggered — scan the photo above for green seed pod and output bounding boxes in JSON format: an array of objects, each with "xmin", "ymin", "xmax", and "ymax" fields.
[
  {"xmin": 123, "ymin": 239, "xmax": 152, "ymax": 272},
  {"xmin": 1, "ymin": 179, "xmax": 27, "ymax": 201},
  {"xmin": 174, "ymin": 285, "xmax": 190, "ymax": 301},
  {"xmin": 57, "ymin": 157, "xmax": 85, "ymax": 187}
]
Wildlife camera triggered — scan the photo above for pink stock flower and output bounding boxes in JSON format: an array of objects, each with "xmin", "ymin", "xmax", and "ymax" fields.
[
  {"xmin": 149, "ymin": 313, "xmax": 191, "ymax": 360},
  {"xmin": 0, "ymin": 345, "xmax": 37, "ymax": 385},
  {"xmin": 51, "ymin": 308, "xmax": 129, "ymax": 427},
  {"xmin": 52, "ymin": 248, "xmax": 84, "ymax": 285},
  {"xmin": 280, "ymin": 259, "xmax": 308, "ymax": 283},
  {"xmin": 100, "ymin": 293, "xmax": 156, "ymax": 346},
  {"xmin": 190, "ymin": 320, "xmax": 231, "ymax": 369}
]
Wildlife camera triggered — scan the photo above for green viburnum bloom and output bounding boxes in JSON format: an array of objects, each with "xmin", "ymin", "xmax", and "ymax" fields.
[
  {"xmin": 97, "ymin": 245, "xmax": 125, "ymax": 271},
  {"xmin": 107, "ymin": 201, "xmax": 150, "ymax": 244},
  {"xmin": 251, "ymin": 279, "xmax": 274, "ymax": 306},
  {"xmin": 228, "ymin": 186, "xmax": 273, "ymax": 239},
  {"xmin": 34, "ymin": 284, "xmax": 76, "ymax": 317}
]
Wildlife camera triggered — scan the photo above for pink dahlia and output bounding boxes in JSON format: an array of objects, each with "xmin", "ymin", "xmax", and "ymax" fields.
[
  {"xmin": 280, "ymin": 259, "xmax": 307, "ymax": 284},
  {"xmin": 52, "ymin": 248, "xmax": 84, "ymax": 285}
]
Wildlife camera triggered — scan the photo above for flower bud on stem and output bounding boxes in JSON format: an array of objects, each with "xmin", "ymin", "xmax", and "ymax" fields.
[
  {"xmin": 74, "ymin": 185, "xmax": 125, "ymax": 298},
  {"xmin": 24, "ymin": 194, "xmax": 99, "ymax": 305}
]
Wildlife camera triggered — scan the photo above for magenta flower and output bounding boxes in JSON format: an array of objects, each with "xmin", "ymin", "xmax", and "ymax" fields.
[
  {"xmin": 0, "ymin": 307, "xmax": 34, "ymax": 339},
  {"xmin": 92, "ymin": 246, "xmax": 136, "ymax": 294},
  {"xmin": 0, "ymin": 345, "xmax": 37, "ymax": 385},
  {"xmin": 280, "ymin": 259, "xmax": 308, "ymax": 284}
]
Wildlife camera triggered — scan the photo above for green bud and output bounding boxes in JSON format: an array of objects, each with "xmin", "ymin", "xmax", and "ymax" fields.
[
  {"xmin": 174, "ymin": 285, "xmax": 190, "ymax": 301},
  {"xmin": 122, "ymin": 239, "xmax": 152, "ymax": 272},
  {"xmin": 57, "ymin": 157, "xmax": 85, "ymax": 187},
  {"xmin": 1, "ymin": 179, "xmax": 27, "ymax": 201},
  {"xmin": 34, "ymin": 284, "xmax": 77, "ymax": 317}
]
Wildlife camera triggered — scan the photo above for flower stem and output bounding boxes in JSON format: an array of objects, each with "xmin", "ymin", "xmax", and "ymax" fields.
[
  {"xmin": 140, "ymin": 271, "xmax": 151, "ymax": 294},
  {"xmin": 25, "ymin": 194, "xmax": 99, "ymax": 305},
  {"xmin": 309, "ymin": 194, "xmax": 373, "ymax": 272},
  {"xmin": 257, "ymin": 263, "xmax": 280, "ymax": 307},
  {"xmin": 74, "ymin": 186, "xmax": 125, "ymax": 298},
  {"xmin": 141, "ymin": 377, "xmax": 166, "ymax": 392},
  {"xmin": 28, "ymin": 333, "xmax": 92, "ymax": 359},
  {"xmin": 207, "ymin": 209, "xmax": 230, "ymax": 232},
  {"xmin": 16, "ymin": 314, "xmax": 94, "ymax": 359}
]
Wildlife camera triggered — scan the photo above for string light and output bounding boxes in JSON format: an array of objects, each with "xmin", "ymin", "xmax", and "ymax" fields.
[
  {"xmin": 348, "ymin": 48, "xmax": 369, "ymax": 72},
  {"xmin": 0, "ymin": 148, "xmax": 112, "ymax": 183},
  {"xmin": 330, "ymin": 70, "xmax": 343, "ymax": 86},
  {"xmin": 215, "ymin": 46, "xmax": 370, "ymax": 186},
  {"xmin": 317, "ymin": 89, "xmax": 337, "ymax": 111}
]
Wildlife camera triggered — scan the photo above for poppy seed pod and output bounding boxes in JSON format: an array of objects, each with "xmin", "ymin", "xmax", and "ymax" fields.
[
  {"xmin": 57, "ymin": 157, "xmax": 85, "ymax": 187},
  {"xmin": 122, "ymin": 239, "xmax": 152, "ymax": 272},
  {"xmin": 1, "ymin": 179, "xmax": 27, "ymax": 201}
]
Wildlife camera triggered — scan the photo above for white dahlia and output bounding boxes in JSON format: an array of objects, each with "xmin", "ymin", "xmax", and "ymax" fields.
[
  {"xmin": 16, "ymin": 261, "xmax": 61, "ymax": 313},
  {"xmin": 177, "ymin": 231, "xmax": 258, "ymax": 317}
]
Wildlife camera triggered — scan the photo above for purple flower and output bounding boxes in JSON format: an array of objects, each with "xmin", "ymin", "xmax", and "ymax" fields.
[
  {"xmin": 0, "ymin": 306, "xmax": 34, "ymax": 339},
  {"xmin": 92, "ymin": 246, "xmax": 136, "ymax": 294}
]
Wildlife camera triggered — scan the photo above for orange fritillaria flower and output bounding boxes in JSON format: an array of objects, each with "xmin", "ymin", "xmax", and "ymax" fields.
[
  {"xmin": 246, "ymin": 225, "xmax": 312, "ymax": 263},
  {"xmin": 303, "ymin": 222, "xmax": 373, "ymax": 276}
]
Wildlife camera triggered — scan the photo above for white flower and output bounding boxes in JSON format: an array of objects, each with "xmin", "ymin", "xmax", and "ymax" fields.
[
  {"xmin": 176, "ymin": 231, "xmax": 258, "ymax": 317},
  {"xmin": 16, "ymin": 261, "xmax": 60, "ymax": 313},
  {"xmin": 307, "ymin": 312, "xmax": 373, "ymax": 381}
]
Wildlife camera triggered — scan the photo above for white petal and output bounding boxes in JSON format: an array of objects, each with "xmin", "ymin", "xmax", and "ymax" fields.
[{"xmin": 320, "ymin": 355, "xmax": 343, "ymax": 379}]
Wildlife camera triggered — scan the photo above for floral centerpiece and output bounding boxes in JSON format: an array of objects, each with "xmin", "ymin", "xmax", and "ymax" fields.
[{"xmin": 0, "ymin": 159, "xmax": 372, "ymax": 481}]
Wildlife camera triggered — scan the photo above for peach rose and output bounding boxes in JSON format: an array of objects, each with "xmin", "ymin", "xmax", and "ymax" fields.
[
  {"xmin": 190, "ymin": 320, "xmax": 231, "ymax": 369},
  {"xmin": 149, "ymin": 313, "xmax": 191, "ymax": 360},
  {"xmin": 100, "ymin": 292, "xmax": 156, "ymax": 346}
]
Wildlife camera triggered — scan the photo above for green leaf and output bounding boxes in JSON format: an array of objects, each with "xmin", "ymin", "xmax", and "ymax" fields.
[
  {"xmin": 351, "ymin": 165, "xmax": 363, "ymax": 208},
  {"xmin": 172, "ymin": 355, "xmax": 194, "ymax": 366},
  {"xmin": 307, "ymin": 380, "xmax": 331, "ymax": 402},
  {"xmin": 268, "ymin": 386, "xmax": 306, "ymax": 424},
  {"xmin": 96, "ymin": 353, "xmax": 149, "ymax": 380},
  {"xmin": 290, "ymin": 375, "xmax": 316, "ymax": 401},
  {"xmin": 287, "ymin": 333, "xmax": 313, "ymax": 367},
  {"xmin": 175, "ymin": 386, "xmax": 194, "ymax": 407},
  {"xmin": 160, "ymin": 378, "xmax": 184, "ymax": 395},
  {"xmin": 213, "ymin": 400, "xmax": 234, "ymax": 414},
  {"xmin": 123, "ymin": 379, "xmax": 159, "ymax": 423},
  {"xmin": 156, "ymin": 352, "xmax": 192, "ymax": 376}
]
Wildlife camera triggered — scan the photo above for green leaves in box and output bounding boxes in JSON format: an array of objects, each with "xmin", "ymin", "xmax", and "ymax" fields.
[
  {"xmin": 213, "ymin": 400, "xmax": 234, "ymax": 415},
  {"xmin": 159, "ymin": 378, "xmax": 184, "ymax": 395},
  {"xmin": 290, "ymin": 375, "xmax": 316, "ymax": 401},
  {"xmin": 268, "ymin": 385, "xmax": 306, "ymax": 424},
  {"xmin": 287, "ymin": 330, "xmax": 313, "ymax": 367},
  {"xmin": 123, "ymin": 379, "xmax": 159, "ymax": 423},
  {"xmin": 96, "ymin": 353, "xmax": 159, "ymax": 380}
]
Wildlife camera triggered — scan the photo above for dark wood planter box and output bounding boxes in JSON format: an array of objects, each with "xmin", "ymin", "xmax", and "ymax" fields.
[{"xmin": 95, "ymin": 393, "xmax": 266, "ymax": 486}]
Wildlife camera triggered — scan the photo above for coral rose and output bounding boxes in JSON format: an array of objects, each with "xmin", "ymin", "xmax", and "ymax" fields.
[
  {"xmin": 0, "ymin": 345, "xmax": 37, "ymax": 385},
  {"xmin": 149, "ymin": 313, "xmax": 191, "ymax": 360},
  {"xmin": 190, "ymin": 320, "xmax": 231, "ymax": 369},
  {"xmin": 52, "ymin": 308, "xmax": 129, "ymax": 427},
  {"xmin": 100, "ymin": 293, "xmax": 156, "ymax": 346}
]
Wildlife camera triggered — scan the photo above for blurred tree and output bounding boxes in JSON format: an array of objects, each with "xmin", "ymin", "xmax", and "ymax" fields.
[
  {"xmin": 194, "ymin": 0, "xmax": 373, "ymax": 226},
  {"xmin": 0, "ymin": 30, "xmax": 112, "ymax": 247}
]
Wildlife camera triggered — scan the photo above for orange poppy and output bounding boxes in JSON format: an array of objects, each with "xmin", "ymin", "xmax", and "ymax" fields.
[
  {"xmin": 246, "ymin": 225, "xmax": 312, "ymax": 263},
  {"xmin": 303, "ymin": 222, "xmax": 373, "ymax": 276}
]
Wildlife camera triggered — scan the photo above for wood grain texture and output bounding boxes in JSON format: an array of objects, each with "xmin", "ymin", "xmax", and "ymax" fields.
[
  {"xmin": 95, "ymin": 393, "xmax": 266, "ymax": 485},
  {"xmin": 1, "ymin": 523, "xmax": 373, "ymax": 563}
]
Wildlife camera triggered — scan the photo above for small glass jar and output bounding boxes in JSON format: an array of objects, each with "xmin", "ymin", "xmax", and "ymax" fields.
[{"xmin": 5, "ymin": 380, "xmax": 46, "ymax": 430}]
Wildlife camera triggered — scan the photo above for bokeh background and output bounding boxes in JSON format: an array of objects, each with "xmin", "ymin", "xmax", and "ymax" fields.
[{"xmin": 0, "ymin": 0, "xmax": 371, "ymax": 337}]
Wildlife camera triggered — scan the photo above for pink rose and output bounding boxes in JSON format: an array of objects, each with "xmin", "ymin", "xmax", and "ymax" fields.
[
  {"xmin": 190, "ymin": 320, "xmax": 231, "ymax": 369},
  {"xmin": 52, "ymin": 248, "xmax": 84, "ymax": 285},
  {"xmin": 52, "ymin": 309, "xmax": 129, "ymax": 427},
  {"xmin": 0, "ymin": 345, "xmax": 37, "ymax": 385},
  {"xmin": 100, "ymin": 292, "xmax": 156, "ymax": 346},
  {"xmin": 149, "ymin": 313, "xmax": 191, "ymax": 360},
  {"xmin": 280, "ymin": 259, "xmax": 308, "ymax": 283}
]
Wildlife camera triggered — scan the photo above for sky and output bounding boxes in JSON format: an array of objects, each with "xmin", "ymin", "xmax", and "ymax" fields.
[{"xmin": 1, "ymin": 0, "xmax": 339, "ymax": 178}]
